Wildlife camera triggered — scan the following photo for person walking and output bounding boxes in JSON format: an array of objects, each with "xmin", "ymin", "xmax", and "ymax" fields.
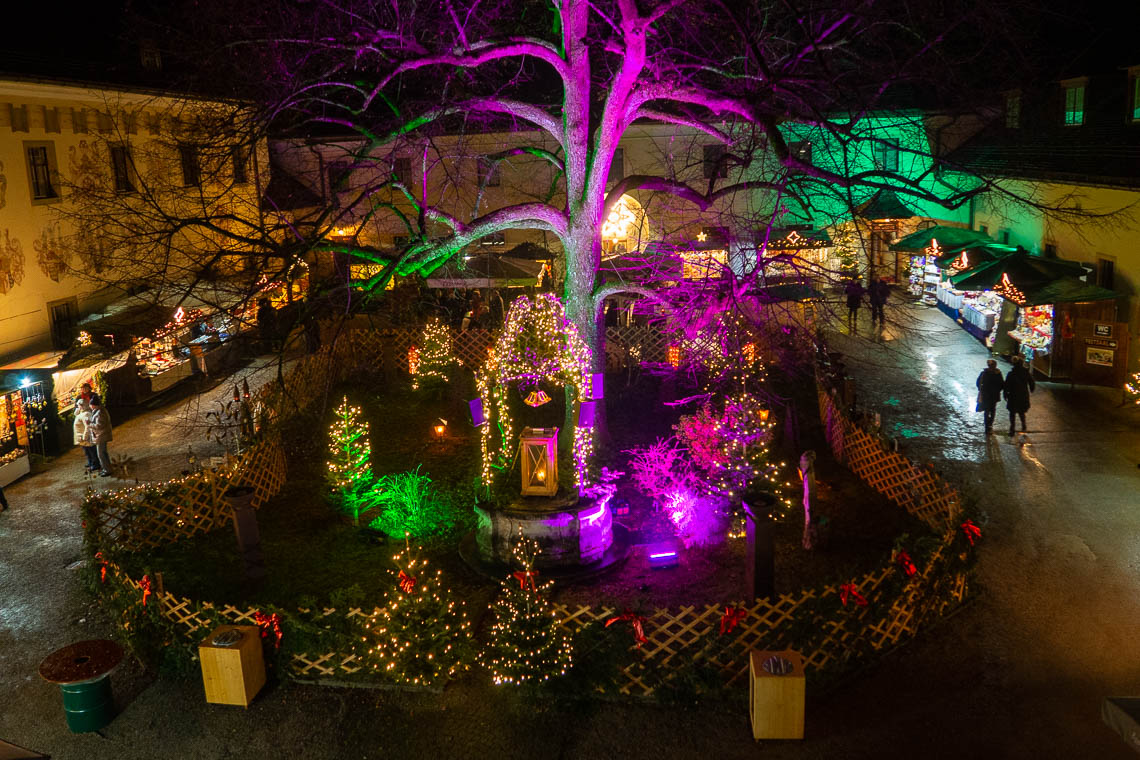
[
  {"xmin": 869, "ymin": 277, "xmax": 889, "ymax": 325},
  {"xmin": 256, "ymin": 297, "xmax": 278, "ymax": 353},
  {"xmin": 302, "ymin": 298, "xmax": 321, "ymax": 354},
  {"xmin": 73, "ymin": 398, "xmax": 100, "ymax": 472},
  {"xmin": 975, "ymin": 358, "xmax": 1005, "ymax": 434},
  {"xmin": 844, "ymin": 278, "xmax": 866, "ymax": 334},
  {"xmin": 89, "ymin": 394, "xmax": 114, "ymax": 477},
  {"xmin": 1003, "ymin": 354, "xmax": 1036, "ymax": 436}
]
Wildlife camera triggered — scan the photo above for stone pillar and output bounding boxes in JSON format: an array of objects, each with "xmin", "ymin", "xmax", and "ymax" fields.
[
  {"xmin": 225, "ymin": 486, "xmax": 266, "ymax": 581},
  {"xmin": 744, "ymin": 493, "xmax": 777, "ymax": 600}
]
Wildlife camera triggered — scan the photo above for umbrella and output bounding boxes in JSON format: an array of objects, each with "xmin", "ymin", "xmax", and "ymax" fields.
[
  {"xmin": 890, "ymin": 225, "xmax": 993, "ymax": 253},
  {"xmin": 425, "ymin": 254, "xmax": 545, "ymax": 289},
  {"xmin": 949, "ymin": 249, "xmax": 1089, "ymax": 298},
  {"xmin": 934, "ymin": 242, "xmax": 1017, "ymax": 271}
]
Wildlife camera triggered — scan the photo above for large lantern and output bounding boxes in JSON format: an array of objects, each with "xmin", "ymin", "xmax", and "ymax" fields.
[{"xmin": 520, "ymin": 427, "xmax": 558, "ymax": 497}]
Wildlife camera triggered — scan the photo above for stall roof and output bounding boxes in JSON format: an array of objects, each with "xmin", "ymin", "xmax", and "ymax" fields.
[
  {"xmin": 1019, "ymin": 276, "xmax": 1119, "ymax": 306},
  {"xmin": 78, "ymin": 303, "xmax": 177, "ymax": 338},
  {"xmin": 934, "ymin": 242, "xmax": 1016, "ymax": 270},
  {"xmin": 855, "ymin": 190, "xmax": 922, "ymax": 220},
  {"xmin": 425, "ymin": 254, "xmax": 544, "ymax": 289},
  {"xmin": 0, "ymin": 351, "xmax": 66, "ymax": 371},
  {"xmin": 891, "ymin": 225, "xmax": 993, "ymax": 253},
  {"xmin": 949, "ymin": 249, "xmax": 1087, "ymax": 291}
]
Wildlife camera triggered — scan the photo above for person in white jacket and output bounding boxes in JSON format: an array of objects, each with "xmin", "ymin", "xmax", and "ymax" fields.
[
  {"xmin": 88, "ymin": 394, "xmax": 114, "ymax": 477},
  {"xmin": 73, "ymin": 398, "xmax": 99, "ymax": 472}
]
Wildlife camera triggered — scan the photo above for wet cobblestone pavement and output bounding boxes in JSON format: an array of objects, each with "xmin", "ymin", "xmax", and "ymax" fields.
[{"xmin": 3, "ymin": 312, "xmax": 1140, "ymax": 758}]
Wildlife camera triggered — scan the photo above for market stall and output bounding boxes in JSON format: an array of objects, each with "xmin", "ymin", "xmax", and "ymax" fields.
[
  {"xmin": 891, "ymin": 225, "xmax": 994, "ymax": 298},
  {"xmin": 0, "ymin": 387, "xmax": 31, "ymax": 487}
]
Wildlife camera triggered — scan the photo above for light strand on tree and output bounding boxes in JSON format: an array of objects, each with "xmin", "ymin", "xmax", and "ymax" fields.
[
  {"xmin": 326, "ymin": 396, "xmax": 371, "ymax": 491},
  {"xmin": 412, "ymin": 318, "xmax": 455, "ymax": 390}
]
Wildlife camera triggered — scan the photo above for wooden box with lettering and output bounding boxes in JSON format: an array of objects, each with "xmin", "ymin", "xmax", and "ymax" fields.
[{"xmin": 748, "ymin": 649, "xmax": 805, "ymax": 740}]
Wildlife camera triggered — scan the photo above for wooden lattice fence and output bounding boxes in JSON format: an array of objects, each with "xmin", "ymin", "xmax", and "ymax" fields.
[{"xmin": 817, "ymin": 387, "xmax": 961, "ymax": 531}]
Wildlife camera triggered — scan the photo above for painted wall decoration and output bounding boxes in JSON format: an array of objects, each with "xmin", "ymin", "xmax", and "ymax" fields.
[
  {"xmin": 68, "ymin": 140, "xmax": 105, "ymax": 195},
  {"xmin": 34, "ymin": 226, "xmax": 71, "ymax": 282},
  {"xmin": 0, "ymin": 230, "xmax": 26, "ymax": 294}
]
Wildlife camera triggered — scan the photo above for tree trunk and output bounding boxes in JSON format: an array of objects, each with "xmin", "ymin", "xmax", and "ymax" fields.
[{"xmin": 562, "ymin": 233, "xmax": 609, "ymax": 446}]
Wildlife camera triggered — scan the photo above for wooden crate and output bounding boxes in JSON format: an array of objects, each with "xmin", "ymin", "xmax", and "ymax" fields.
[
  {"xmin": 199, "ymin": 625, "xmax": 266, "ymax": 707},
  {"xmin": 749, "ymin": 649, "xmax": 805, "ymax": 740}
]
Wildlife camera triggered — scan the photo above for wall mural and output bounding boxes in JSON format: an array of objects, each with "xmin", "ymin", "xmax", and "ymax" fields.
[
  {"xmin": 67, "ymin": 140, "xmax": 105, "ymax": 194},
  {"xmin": 34, "ymin": 226, "xmax": 71, "ymax": 282},
  {"xmin": 0, "ymin": 229, "xmax": 26, "ymax": 294}
]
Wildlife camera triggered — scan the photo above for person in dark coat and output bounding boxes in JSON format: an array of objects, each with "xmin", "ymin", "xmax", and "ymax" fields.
[
  {"xmin": 256, "ymin": 298, "xmax": 278, "ymax": 353},
  {"xmin": 844, "ymin": 279, "xmax": 866, "ymax": 334},
  {"xmin": 1003, "ymin": 354, "xmax": 1036, "ymax": 435},
  {"xmin": 869, "ymin": 278, "xmax": 889, "ymax": 325},
  {"xmin": 975, "ymin": 358, "xmax": 1005, "ymax": 434}
]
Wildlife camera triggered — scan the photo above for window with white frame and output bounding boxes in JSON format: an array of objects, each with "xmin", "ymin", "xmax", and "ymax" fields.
[{"xmin": 873, "ymin": 141, "xmax": 899, "ymax": 171}]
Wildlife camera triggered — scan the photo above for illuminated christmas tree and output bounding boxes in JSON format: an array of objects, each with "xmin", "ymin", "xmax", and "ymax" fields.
[
  {"xmin": 833, "ymin": 224, "xmax": 860, "ymax": 280},
  {"xmin": 360, "ymin": 548, "xmax": 475, "ymax": 686},
  {"xmin": 481, "ymin": 534, "xmax": 574, "ymax": 685},
  {"xmin": 1127, "ymin": 370, "xmax": 1140, "ymax": 405},
  {"xmin": 412, "ymin": 318, "xmax": 456, "ymax": 390},
  {"xmin": 327, "ymin": 397, "xmax": 372, "ymax": 524}
]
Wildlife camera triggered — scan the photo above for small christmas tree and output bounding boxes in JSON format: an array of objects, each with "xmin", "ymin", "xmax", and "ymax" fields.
[
  {"xmin": 412, "ymin": 318, "xmax": 456, "ymax": 390},
  {"xmin": 481, "ymin": 533, "xmax": 574, "ymax": 685},
  {"xmin": 327, "ymin": 397, "xmax": 372, "ymax": 523},
  {"xmin": 833, "ymin": 224, "xmax": 860, "ymax": 280},
  {"xmin": 360, "ymin": 546, "xmax": 475, "ymax": 686}
]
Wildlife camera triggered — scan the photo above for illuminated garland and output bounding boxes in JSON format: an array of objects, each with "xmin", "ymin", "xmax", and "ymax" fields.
[
  {"xmin": 477, "ymin": 293, "xmax": 594, "ymax": 489},
  {"xmin": 994, "ymin": 272, "xmax": 1025, "ymax": 305},
  {"xmin": 359, "ymin": 548, "xmax": 475, "ymax": 686},
  {"xmin": 412, "ymin": 318, "xmax": 455, "ymax": 390},
  {"xmin": 1126, "ymin": 370, "xmax": 1140, "ymax": 405},
  {"xmin": 327, "ymin": 396, "xmax": 371, "ymax": 492},
  {"xmin": 481, "ymin": 533, "xmax": 573, "ymax": 685}
]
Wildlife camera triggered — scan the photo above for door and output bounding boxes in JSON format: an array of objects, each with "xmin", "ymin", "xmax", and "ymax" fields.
[{"xmin": 48, "ymin": 297, "xmax": 79, "ymax": 349}]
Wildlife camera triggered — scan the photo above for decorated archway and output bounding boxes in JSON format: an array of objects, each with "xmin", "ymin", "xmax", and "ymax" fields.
[{"xmin": 476, "ymin": 293, "xmax": 595, "ymax": 490}]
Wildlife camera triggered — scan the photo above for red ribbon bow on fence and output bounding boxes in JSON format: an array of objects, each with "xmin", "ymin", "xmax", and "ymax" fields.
[
  {"xmin": 397, "ymin": 571, "xmax": 417, "ymax": 594},
  {"xmin": 95, "ymin": 551, "xmax": 107, "ymax": 584},
  {"xmin": 896, "ymin": 551, "xmax": 917, "ymax": 577},
  {"xmin": 140, "ymin": 575, "xmax": 152, "ymax": 607},
  {"xmin": 720, "ymin": 606, "xmax": 747, "ymax": 634},
  {"xmin": 605, "ymin": 610, "xmax": 649, "ymax": 647},
  {"xmin": 254, "ymin": 611, "xmax": 283, "ymax": 649},
  {"xmin": 512, "ymin": 570, "xmax": 539, "ymax": 591},
  {"xmin": 839, "ymin": 582, "xmax": 868, "ymax": 607},
  {"xmin": 961, "ymin": 519, "xmax": 982, "ymax": 546}
]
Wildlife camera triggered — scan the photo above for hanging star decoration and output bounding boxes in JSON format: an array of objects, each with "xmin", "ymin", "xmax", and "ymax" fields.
[
  {"xmin": 605, "ymin": 610, "xmax": 649, "ymax": 647},
  {"xmin": 719, "ymin": 606, "xmax": 747, "ymax": 634},
  {"xmin": 839, "ymin": 582, "xmax": 868, "ymax": 607},
  {"xmin": 961, "ymin": 519, "xmax": 982, "ymax": 546},
  {"xmin": 896, "ymin": 551, "xmax": 918, "ymax": 577},
  {"xmin": 254, "ymin": 611, "xmax": 284, "ymax": 649},
  {"xmin": 523, "ymin": 389, "xmax": 551, "ymax": 407},
  {"xmin": 140, "ymin": 574, "xmax": 152, "ymax": 607}
]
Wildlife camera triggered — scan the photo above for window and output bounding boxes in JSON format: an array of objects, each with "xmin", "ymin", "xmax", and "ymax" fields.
[
  {"xmin": 477, "ymin": 157, "xmax": 500, "ymax": 187},
  {"xmin": 1063, "ymin": 83, "xmax": 1085, "ymax": 126},
  {"xmin": 393, "ymin": 157, "xmax": 413, "ymax": 186},
  {"xmin": 1130, "ymin": 74, "xmax": 1140, "ymax": 122},
  {"xmin": 178, "ymin": 144, "xmax": 200, "ymax": 187},
  {"xmin": 703, "ymin": 144, "xmax": 727, "ymax": 179},
  {"xmin": 43, "ymin": 107, "xmax": 60, "ymax": 134},
  {"xmin": 110, "ymin": 145, "xmax": 135, "ymax": 192},
  {"xmin": 1043, "ymin": 242, "xmax": 1058, "ymax": 257},
  {"xmin": 872, "ymin": 141, "xmax": 899, "ymax": 171},
  {"xmin": 25, "ymin": 142, "xmax": 58, "ymax": 200},
  {"xmin": 999, "ymin": 229, "xmax": 1010, "ymax": 244},
  {"xmin": 480, "ymin": 231, "xmax": 506, "ymax": 246},
  {"xmin": 681, "ymin": 248, "xmax": 727, "ymax": 280},
  {"xmin": 1005, "ymin": 92, "xmax": 1021, "ymax": 128},
  {"xmin": 71, "ymin": 108, "xmax": 88, "ymax": 134},
  {"xmin": 608, "ymin": 147, "xmax": 624, "ymax": 185},
  {"xmin": 978, "ymin": 224, "xmax": 989, "ymax": 236},
  {"xmin": 48, "ymin": 298, "xmax": 79, "ymax": 350},
  {"xmin": 1097, "ymin": 257, "xmax": 1115, "ymax": 289},
  {"xmin": 789, "ymin": 140, "xmax": 813, "ymax": 164},
  {"xmin": 231, "ymin": 147, "xmax": 248, "ymax": 184}
]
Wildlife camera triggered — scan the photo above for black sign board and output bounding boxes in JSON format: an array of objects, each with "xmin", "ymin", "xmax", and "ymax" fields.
[{"xmin": 1093, "ymin": 323, "xmax": 1113, "ymax": 337}]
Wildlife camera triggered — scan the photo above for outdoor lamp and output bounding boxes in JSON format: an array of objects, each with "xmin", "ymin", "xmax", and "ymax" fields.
[
  {"xmin": 433, "ymin": 419, "xmax": 448, "ymax": 438},
  {"xmin": 520, "ymin": 427, "xmax": 559, "ymax": 497}
]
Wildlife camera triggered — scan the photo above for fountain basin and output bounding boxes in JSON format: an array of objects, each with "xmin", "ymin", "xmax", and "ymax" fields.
[{"xmin": 474, "ymin": 493, "xmax": 613, "ymax": 569}]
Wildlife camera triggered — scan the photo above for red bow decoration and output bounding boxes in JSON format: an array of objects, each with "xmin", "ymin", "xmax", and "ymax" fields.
[
  {"xmin": 95, "ymin": 551, "xmax": 107, "ymax": 584},
  {"xmin": 605, "ymin": 610, "xmax": 649, "ymax": 647},
  {"xmin": 254, "ymin": 611, "xmax": 283, "ymax": 649},
  {"xmin": 961, "ymin": 519, "xmax": 982, "ymax": 546},
  {"xmin": 719, "ymin": 606, "xmax": 747, "ymax": 634},
  {"xmin": 839, "ymin": 582, "xmax": 868, "ymax": 607},
  {"xmin": 140, "ymin": 574, "xmax": 152, "ymax": 607},
  {"xmin": 512, "ymin": 569, "xmax": 539, "ymax": 591},
  {"xmin": 397, "ymin": 570, "xmax": 417, "ymax": 594},
  {"xmin": 896, "ymin": 551, "xmax": 917, "ymax": 577}
]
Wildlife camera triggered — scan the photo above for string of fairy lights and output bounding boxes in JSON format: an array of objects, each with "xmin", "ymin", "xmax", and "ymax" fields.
[
  {"xmin": 411, "ymin": 318, "xmax": 455, "ymax": 390},
  {"xmin": 327, "ymin": 396, "xmax": 371, "ymax": 492},
  {"xmin": 359, "ymin": 547, "xmax": 474, "ymax": 686},
  {"xmin": 477, "ymin": 294, "xmax": 595, "ymax": 490},
  {"xmin": 481, "ymin": 533, "xmax": 573, "ymax": 685}
]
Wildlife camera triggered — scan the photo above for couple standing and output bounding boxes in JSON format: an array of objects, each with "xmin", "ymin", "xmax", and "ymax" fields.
[
  {"xmin": 976, "ymin": 355, "xmax": 1036, "ymax": 436},
  {"xmin": 73, "ymin": 383, "xmax": 114, "ymax": 476}
]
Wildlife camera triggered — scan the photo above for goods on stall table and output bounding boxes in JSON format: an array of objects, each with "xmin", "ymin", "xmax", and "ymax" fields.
[
  {"xmin": 1008, "ymin": 304, "xmax": 1053, "ymax": 353},
  {"xmin": 908, "ymin": 256, "xmax": 926, "ymax": 297},
  {"xmin": 922, "ymin": 262, "xmax": 940, "ymax": 305}
]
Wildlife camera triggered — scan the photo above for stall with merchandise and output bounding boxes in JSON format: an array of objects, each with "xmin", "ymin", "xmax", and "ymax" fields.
[{"xmin": 0, "ymin": 388, "xmax": 31, "ymax": 486}]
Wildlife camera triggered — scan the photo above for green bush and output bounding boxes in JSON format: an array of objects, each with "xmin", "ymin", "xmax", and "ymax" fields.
[{"xmin": 367, "ymin": 467, "xmax": 459, "ymax": 539}]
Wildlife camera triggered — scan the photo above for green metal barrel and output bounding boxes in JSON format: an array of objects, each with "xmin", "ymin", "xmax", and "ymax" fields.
[{"xmin": 59, "ymin": 676, "xmax": 115, "ymax": 733}]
